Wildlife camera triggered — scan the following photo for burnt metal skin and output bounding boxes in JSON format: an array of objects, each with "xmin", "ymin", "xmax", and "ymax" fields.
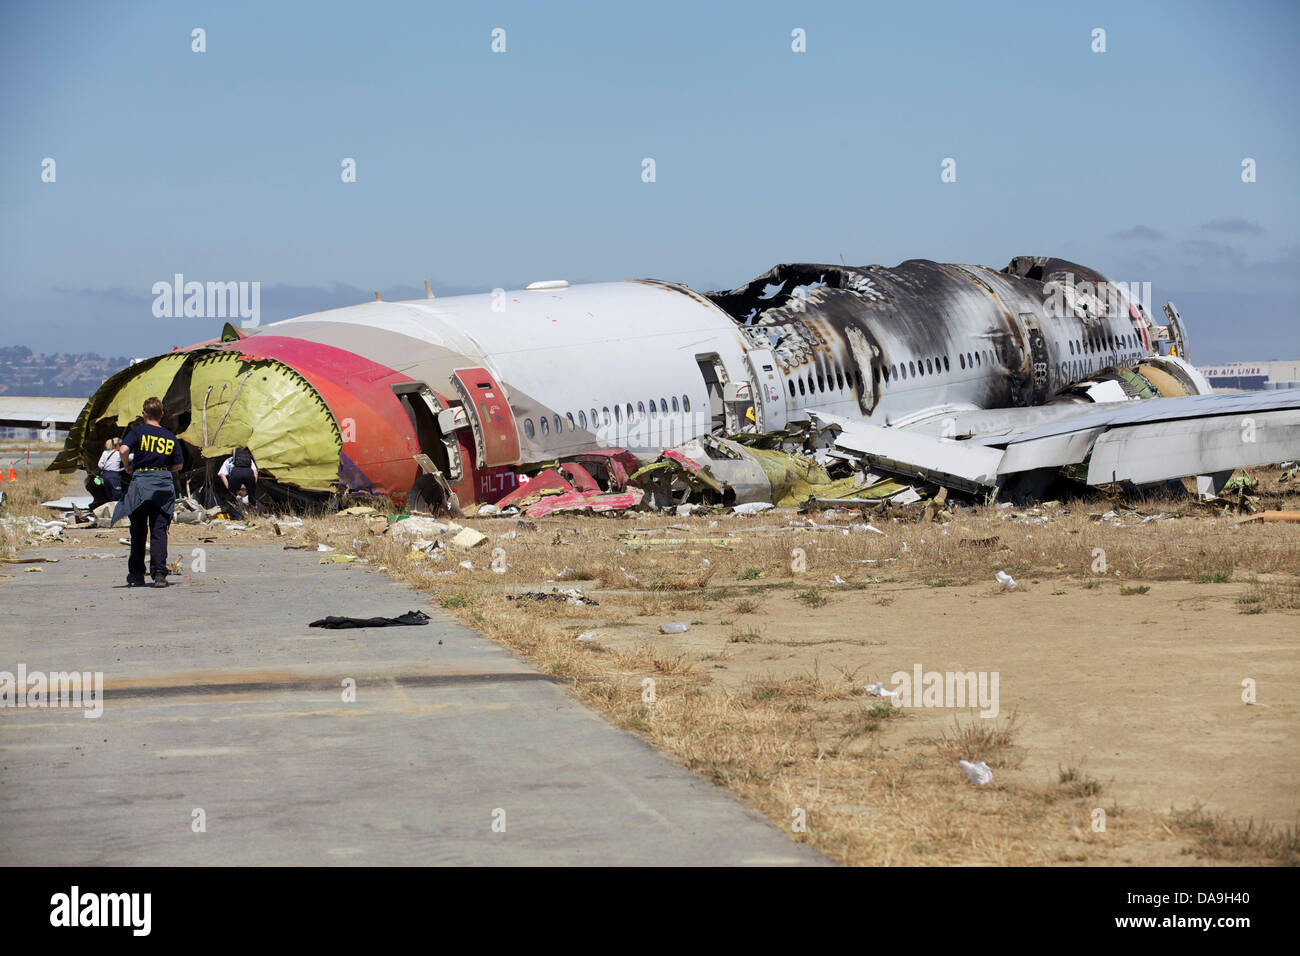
[{"xmin": 704, "ymin": 257, "xmax": 1155, "ymax": 426}]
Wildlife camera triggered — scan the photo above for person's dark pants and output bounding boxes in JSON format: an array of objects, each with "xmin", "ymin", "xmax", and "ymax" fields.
[
  {"xmin": 224, "ymin": 466, "xmax": 257, "ymax": 505},
  {"xmin": 128, "ymin": 502, "xmax": 171, "ymax": 581},
  {"xmin": 103, "ymin": 471, "xmax": 123, "ymax": 501}
]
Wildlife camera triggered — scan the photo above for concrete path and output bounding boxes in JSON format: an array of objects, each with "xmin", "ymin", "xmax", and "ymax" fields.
[{"xmin": 0, "ymin": 540, "xmax": 823, "ymax": 865}]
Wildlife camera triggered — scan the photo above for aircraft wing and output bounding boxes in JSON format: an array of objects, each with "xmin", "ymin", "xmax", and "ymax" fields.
[
  {"xmin": 0, "ymin": 396, "xmax": 87, "ymax": 430},
  {"xmin": 812, "ymin": 388, "xmax": 1300, "ymax": 495}
]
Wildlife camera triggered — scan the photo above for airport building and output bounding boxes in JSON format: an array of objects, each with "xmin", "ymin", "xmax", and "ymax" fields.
[{"xmin": 1197, "ymin": 360, "xmax": 1300, "ymax": 391}]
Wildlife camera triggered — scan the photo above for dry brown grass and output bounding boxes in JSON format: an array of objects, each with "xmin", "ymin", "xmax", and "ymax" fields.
[{"xmin": 0, "ymin": 464, "xmax": 80, "ymax": 518}]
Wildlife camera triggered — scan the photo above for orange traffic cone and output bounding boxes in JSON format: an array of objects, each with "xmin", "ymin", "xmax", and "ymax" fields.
[{"xmin": 6, "ymin": 465, "xmax": 13, "ymax": 481}]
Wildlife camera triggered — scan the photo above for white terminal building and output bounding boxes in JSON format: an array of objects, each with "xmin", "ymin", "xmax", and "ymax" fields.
[{"xmin": 1197, "ymin": 360, "xmax": 1300, "ymax": 391}]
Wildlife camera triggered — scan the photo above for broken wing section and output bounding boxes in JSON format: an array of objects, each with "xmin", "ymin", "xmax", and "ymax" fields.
[{"xmin": 812, "ymin": 390, "xmax": 1300, "ymax": 500}]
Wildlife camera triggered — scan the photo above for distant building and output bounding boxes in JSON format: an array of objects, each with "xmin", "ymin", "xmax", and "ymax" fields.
[{"xmin": 1198, "ymin": 361, "xmax": 1300, "ymax": 391}]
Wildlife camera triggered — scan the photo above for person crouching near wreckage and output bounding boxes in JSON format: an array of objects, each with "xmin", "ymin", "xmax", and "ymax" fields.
[
  {"xmin": 218, "ymin": 446, "xmax": 258, "ymax": 513},
  {"xmin": 111, "ymin": 397, "xmax": 184, "ymax": 588}
]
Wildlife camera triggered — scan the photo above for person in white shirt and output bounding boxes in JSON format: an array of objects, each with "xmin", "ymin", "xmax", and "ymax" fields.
[
  {"xmin": 218, "ymin": 447, "xmax": 258, "ymax": 510},
  {"xmin": 97, "ymin": 437, "xmax": 124, "ymax": 500}
]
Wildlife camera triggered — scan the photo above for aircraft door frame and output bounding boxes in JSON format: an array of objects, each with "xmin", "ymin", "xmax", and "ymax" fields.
[
  {"xmin": 391, "ymin": 382, "xmax": 463, "ymax": 481},
  {"xmin": 744, "ymin": 347, "xmax": 789, "ymax": 431},
  {"xmin": 1016, "ymin": 313, "xmax": 1051, "ymax": 403}
]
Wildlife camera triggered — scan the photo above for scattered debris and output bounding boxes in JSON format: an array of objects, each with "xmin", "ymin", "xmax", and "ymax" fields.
[
  {"xmin": 508, "ymin": 588, "xmax": 599, "ymax": 606},
  {"xmin": 864, "ymin": 682, "xmax": 898, "ymax": 698},
  {"xmin": 495, "ymin": 459, "xmax": 644, "ymax": 518},
  {"xmin": 449, "ymin": 527, "xmax": 487, "ymax": 549},
  {"xmin": 659, "ymin": 622, "xmax": 690, "ymax": 634},
  {"xmin": 1235, "ymin": 511, "xmax": 1300, "ymax": 524},
  {"xmin": 959, "ymin": 760, "xmax": 993, "ymax": 786},
  {"xmin": 576, "ymin": 631, "xmax": 598, "ymax": 643},
  {"xmin": 995, "ymin": 571, "xmax": 1017, "ymax": 591}
]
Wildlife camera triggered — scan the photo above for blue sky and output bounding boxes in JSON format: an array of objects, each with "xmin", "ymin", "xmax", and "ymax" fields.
[{"xmin": 2, "ymin": 0, "xmax": 1297, "ymax": 362}]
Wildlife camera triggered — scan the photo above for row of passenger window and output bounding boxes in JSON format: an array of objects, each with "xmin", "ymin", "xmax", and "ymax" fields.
[
  {"xmin": 883, "ymin": 349, "xmax": 997, "ymax": 384},
  {"xmin": 521, "ymin": 395, "xmax": 694, "ymax": 440},
  {"xmin": 785, "ymin": 363, "xmax": 861, "ymax": 398},
  {"xmin": 1069, "ymin": 331, "xmax": 1138, "ymax": 355}
]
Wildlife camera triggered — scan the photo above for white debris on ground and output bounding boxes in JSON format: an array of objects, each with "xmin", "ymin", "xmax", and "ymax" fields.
[
  {"xmin": 864, "ymin": 682, "xmax": 898, "ymax": 698},
  {"xmin": 959, "ymin": 760, "xmax": 993, "ymax": 786},
  {"xmin": 659, "ymin": 622, "xmax": 690, "ymax": 634},
  {"xmin": 389, "ymin": 516, "xmax": 487, "ymax": 549},
  {"xmin": 995, "ymin": 571, "xmax": 1017, "ymax": 591},
  {"xmin": 3, "ymin": 516, "xmax": 69, "ymax": 539}
]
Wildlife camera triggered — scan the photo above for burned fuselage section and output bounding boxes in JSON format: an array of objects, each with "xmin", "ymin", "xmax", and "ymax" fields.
[{"xmin": 702, "ymin": 257, "xmax": 1167, "ymax": 429}]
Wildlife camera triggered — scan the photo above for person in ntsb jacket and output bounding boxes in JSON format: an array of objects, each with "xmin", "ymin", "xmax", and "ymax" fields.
[{"xmin": 111, "ymin": 397, "xmax": 184, "ymax": 587}]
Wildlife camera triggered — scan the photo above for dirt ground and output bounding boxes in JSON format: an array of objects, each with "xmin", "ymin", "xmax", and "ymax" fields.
[{"xmin": 6, "ymin": 460, "xmax": 1298, "ymax": 865}]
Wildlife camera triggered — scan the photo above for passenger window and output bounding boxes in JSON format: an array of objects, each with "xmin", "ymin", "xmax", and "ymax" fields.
[
  {"xmin": 671, "ymin": 396, "xmax": 680, "ymax": 412},
  {"xmin": 816, "ymin": 372, "xmax": 825, "ymax": 392},
  {"xmin": 567, "ymin": 412, "xmax": 576, "ymax": 430},
  {"xmin": 786, "ymin": 380, "xmax": 794, "ymax": 396},
  {"xmin": 613, "ymin": 405, "xmax": 621, "ymax": 422},
  {"xmin": 626, "ymin": 403, "xmax": 634, "ymax": 422},
  {"xmin": 578, "ymin": 410, "xmax": 587, "ymax": 429},
  {"xmin": 682, "ymin": 394, "xmax": 690, "ymax": 412},
  {"xmin": 943, "ymin": 356, "xmax": 950, "ymax": 372},
  {"xmin": 540, "ymin": 417, "xmax": 550, "ymax": 435},
  {"xmin": 975, "ymin": 353, "xmax": 981, "ymax": 367},
  {"xmin": 647, "ymin": 401, "xmax": 656, "ymax": 419},
  {"xmin": 660, "ymin": 399, "xmax": 667, "ymax": 413},
  {"xmin": 959, "ymin": 354, "xmax": 965, "ymax": 370},
  {"xmin": 554, "ymin": 415, "xmax": 562, "ymax": 433},
  {"xmin": 798, "ymin": 378, "xmax": 806, "ymax": 395},
  {"xmin": 524, "ymin": 418, "xmax": 535, "ymax": 439},
  {"xmin": 603, "ymin": 406, "xmax": 611, "ymax": 425},
  {"xmin": 637, "ymin": 401, "xmax": 646, "ymax": 420},
  {"xmin": 909, "ymin": 361, "xmax": 916, "ymax": 376}
]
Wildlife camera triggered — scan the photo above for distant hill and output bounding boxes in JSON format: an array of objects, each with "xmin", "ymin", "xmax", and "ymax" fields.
[{"xmin": 0, "ymin": 346, "xmax": 128, "ymax": 399}]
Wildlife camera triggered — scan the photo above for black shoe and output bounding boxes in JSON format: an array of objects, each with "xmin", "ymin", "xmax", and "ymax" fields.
[
  {"xmin": 127, "ymin": 575, "xmax": 146, "ymax": 587},
  {"xmin": 152, "ymin": 575, "xmax": 169, "ymax": 588}
]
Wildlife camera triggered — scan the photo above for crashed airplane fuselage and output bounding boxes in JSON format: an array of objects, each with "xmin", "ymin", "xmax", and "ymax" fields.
[{"xmin": 52, "ymin": 256, "xmax": 1231, "ymax": 508}]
